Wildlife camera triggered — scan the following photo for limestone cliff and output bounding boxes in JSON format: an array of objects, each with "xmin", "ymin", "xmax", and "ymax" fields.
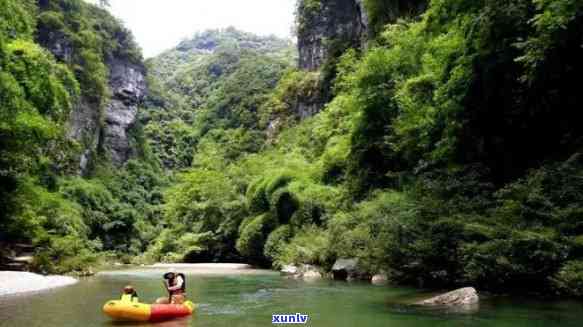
[
  {"xmin": 36, "ymin": 2, "xmax": 147, "ymax": 172},
  {"xmin": 297, "ymin": 0, "xmax": 368, "ymax": 71},
  {"xmin": 102, "ymin": 58, "xmax": 147, "ymax": 165},
  {"xmin": 294, "ymin": 0, "xmax": 427, "ymax": 118}
]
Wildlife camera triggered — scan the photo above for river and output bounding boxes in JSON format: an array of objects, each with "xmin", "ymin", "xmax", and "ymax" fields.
[{"xmin": 1, "ymin": 266, "xmax": 582, "ymax": 326}]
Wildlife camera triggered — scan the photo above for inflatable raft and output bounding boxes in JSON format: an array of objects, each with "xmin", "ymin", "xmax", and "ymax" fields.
[{"xmin": 103, "ymin": 299, "xmax": 195, "ymax": 322}]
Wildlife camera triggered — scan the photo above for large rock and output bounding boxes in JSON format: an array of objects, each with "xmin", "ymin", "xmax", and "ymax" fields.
[
  {"xmin": 417, "ymin": 287, "xmax": 479, "ymax": 306},
  {"xmin": 280, "ymin": 264, "xmax": 300, "ymax": 276},
  {"xmin": 331, "ymin": 258, "xmax": 369, "ymax": 280},
  {"xmin": 371, "ymin": 273, "xmax": 388, "ymax": 285},
  {"xmin": 280, "ymin": 264, "xmax": 323, "ymax": 280},
  {"xmin": 332, "ymin": 258, "xmax": 358, "ymax": 280}
]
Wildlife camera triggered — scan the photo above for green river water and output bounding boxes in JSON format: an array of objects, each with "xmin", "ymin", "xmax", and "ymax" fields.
[{"xmin": 1, "ymin": 267, "xmax": 583, "ymax": 327}]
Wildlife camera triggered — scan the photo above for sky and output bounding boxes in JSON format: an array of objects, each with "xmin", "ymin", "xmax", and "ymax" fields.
[{"xmin": 86, "ymin": 0, "xmax": 297, "ymax": 58}]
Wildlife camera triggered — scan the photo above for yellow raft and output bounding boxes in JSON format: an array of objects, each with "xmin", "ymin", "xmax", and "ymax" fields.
[{"xmin": 103, "ymin": 298, "xmax": 195, "ymax": 322}]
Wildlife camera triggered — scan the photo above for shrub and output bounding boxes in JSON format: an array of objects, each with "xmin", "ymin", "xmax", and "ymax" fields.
[
  {"xmin": 552, "ymin": 260, "xmax": 583, "ymax": 297},
  {"xmin": 236, "ymin": 214, "xmax": 277, "ymax": 263},
  {"xmin": 277, "ymin": 225, "xmax": 332, "ymax": 268},
  {"xmin": 264, "ymin": 225, "xmax": 293, "ymax": 264},
  {"xmin": 462, "ymin": 231, "xmax": 568, "ymax": 290}
]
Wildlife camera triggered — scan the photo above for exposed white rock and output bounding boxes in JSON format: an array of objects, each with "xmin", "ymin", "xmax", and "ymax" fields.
[
  {"xmin": 280, "ymin": 264, "xmax": 323, "ymax": 280},
  {"xmin": 301, "ymin": 265, "xmax": 323, "ymax": 280},
  {"xmin": 280, "ymin": 264, "xmax": 299, "ymax": 276},
  {"xmin": 417, "ymin": 287, "xmax": 479, "ymax": 306},
  {"xmin": 371, "ymin": 273, "xmax": 388, "ymax": 285}
]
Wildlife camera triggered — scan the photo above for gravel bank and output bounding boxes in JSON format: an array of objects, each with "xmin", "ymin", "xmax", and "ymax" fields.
[{"xmin": 0, "ymin": 271, "xmax": 77, "ymax": 296}]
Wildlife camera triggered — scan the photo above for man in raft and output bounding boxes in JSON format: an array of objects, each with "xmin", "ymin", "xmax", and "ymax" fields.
[{"xmin": 156, "ymin": 272, "xmax": 187, "ymax": 304}]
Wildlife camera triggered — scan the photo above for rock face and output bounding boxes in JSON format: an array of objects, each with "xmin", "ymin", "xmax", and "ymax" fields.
[
  {"xmin": 36, "ymin": 28, "xmax": 74, "ymax": 63},
  {"xmin": 102, "ymin": 58, "xmax": 147, "ymax": 165},
  {"xmin": 293, "ymin": 0, "xmax": 428, "ymax": 120},
  {"xmin": 417, "ymin": 287, "xmax": 479, "ymax": 306},
  {"xmin": 297, "ymin": 0, "xmax": 368, "ymax": 71},
  {"xmin": 37, "ymin": 22, "xmax": 147, "ymax": 172}
]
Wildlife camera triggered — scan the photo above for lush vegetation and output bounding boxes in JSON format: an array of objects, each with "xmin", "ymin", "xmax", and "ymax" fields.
[
  {"xmin": 3, "ymin": 0, "xmax": 583, "ymax": 299},
  {"xmin": 142, "ymin": 0, "xmax": 583, "ymax": 298},
  {"xmin": 0, "ymin": 0, "xmax": 160, "ymax": 274},
  {"xmin": 142, "ymin": 28, "xmax": 295, "ymax": 169}
]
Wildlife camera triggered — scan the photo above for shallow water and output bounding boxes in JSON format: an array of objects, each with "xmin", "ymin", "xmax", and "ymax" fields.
[{"xmin": 1, "ymin": 267, "xmax": 583, "ymax": 326}]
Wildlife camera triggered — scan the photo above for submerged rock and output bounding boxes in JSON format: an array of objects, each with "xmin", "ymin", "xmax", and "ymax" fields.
[{"xmin": 417, "ymin": 287, "xmax": 479, "ymax": 306}]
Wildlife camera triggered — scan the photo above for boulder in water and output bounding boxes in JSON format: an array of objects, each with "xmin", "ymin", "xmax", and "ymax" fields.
[
  {"xmin": 332, "ymin": 258, "xmax": 368, "ymax": 280},
  {"xmin": 371, "ymin": 273, "xmax": 388, "ymax": 285},
  {"xmin": 301, "ymin": 265, "xmax": 323, "ymax": 280},
  {"xmin": 280, "ymin": 264, "xmax": 322, "ymax": 280},
  {"xmin": 280, "ymin": 264, "xmax": 299, "ymax": 276},
  {"xmin": 417, "ymin": 287, "xmax": 479, "ymax": 306}
]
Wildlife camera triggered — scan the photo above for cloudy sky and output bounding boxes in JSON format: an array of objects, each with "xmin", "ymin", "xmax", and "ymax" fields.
[{"xmin": 87, "ymin": 0, "xmax": 297, "ymax": 58}]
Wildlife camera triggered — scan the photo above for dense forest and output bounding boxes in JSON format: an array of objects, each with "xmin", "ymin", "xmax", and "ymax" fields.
[{"xmin": 1, "ymin": 0, "xmax": 583, "ymax": 298}]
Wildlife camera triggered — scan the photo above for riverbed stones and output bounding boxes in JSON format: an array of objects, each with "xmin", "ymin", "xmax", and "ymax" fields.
[
  {"xmin": 280, "ymin": 264, "xmax": 323, "ymax": 280},
  {"xmin": 417, "ymin": 287, "xmax": 479, "ymax": 306}
]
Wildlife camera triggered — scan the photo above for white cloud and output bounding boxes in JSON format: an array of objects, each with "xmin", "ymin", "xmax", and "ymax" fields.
[{"xmin": 86, "ymin": 0, "xmax": 297, "ymax": 58}]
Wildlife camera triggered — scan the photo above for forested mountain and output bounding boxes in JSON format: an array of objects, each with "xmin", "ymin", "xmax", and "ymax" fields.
[
  {"xmin": 143, "ymin": 0, "xmax": 583, "ymax": 297},
  {"xmin": 142, "ymin": 28, "xmax": 296, "ymax": 169},
  {"xmin": 2, "ymin": 0, "xmax": 583, "ymax": 298}
]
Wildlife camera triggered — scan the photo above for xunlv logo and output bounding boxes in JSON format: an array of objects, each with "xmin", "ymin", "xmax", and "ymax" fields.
[{"xmin": 272, "ymin": 313, "xmax": 309, "ymax": 324}]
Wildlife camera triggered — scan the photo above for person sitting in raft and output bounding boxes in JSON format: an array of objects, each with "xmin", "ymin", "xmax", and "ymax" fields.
[
  {"xmin": 121, "ymin": 285, "xmax": 139, "ymax": 303},
  {"xmin": 156, "ymin": 272, "xmax": 186, "ymax": 304}
]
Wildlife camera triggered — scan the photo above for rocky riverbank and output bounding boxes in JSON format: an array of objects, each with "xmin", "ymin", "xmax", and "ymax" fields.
[{"xmin": 0, "ymin": 271, "xmax": 77, "ymax": 297}]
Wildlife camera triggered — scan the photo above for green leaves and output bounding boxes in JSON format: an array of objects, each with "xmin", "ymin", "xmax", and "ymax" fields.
[
  {"xmin": 0, "ymin": 0, "xmax": 36, "ymax": 40},
  {"xmin": 516, "ymin": 0, "xmax": 583, "ymax": 80}
]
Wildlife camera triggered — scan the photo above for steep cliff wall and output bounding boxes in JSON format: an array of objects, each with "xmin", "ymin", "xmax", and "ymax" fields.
[
  {"xmin": 293, "ymin": 0, "xmax": 427, "ymax": 119},
  {"xmin": 36, "ymin": 1, "xmax": 147, "ymax": 172},
  {"xmin": 102, "ymin": 58, "xmax": 147, "ymax": 165},
  {"xmin": 297, "ymin": 0, "xmax": 429, "ymax": 72},
  {"xmin": 297, "ymin": 0, "xmax": 368, "ymax": 71}
]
